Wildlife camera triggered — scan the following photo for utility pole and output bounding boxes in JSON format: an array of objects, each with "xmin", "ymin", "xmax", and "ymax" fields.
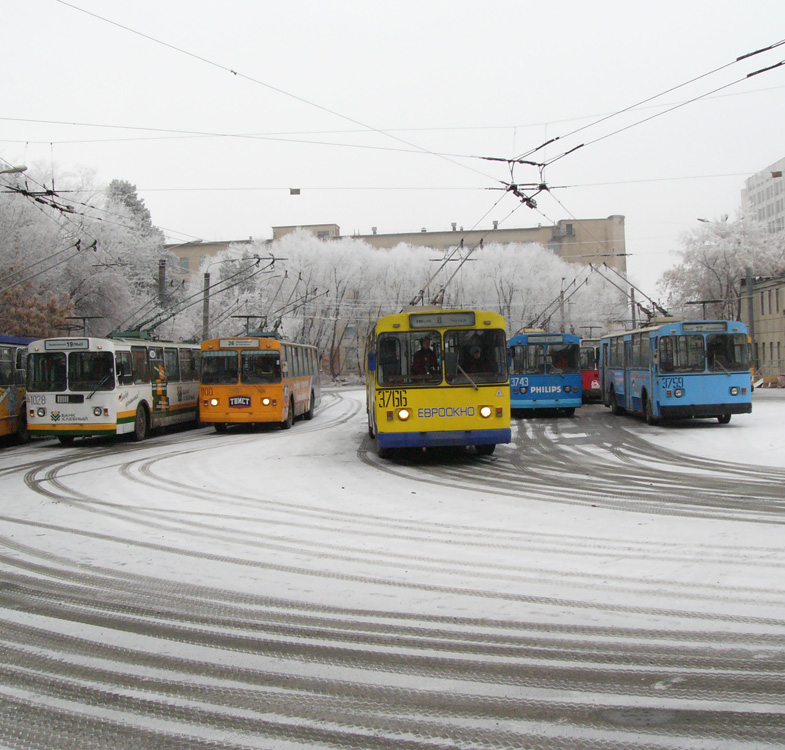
[
  {"xmin": 202, "ymin": 272, "xmax": 210, "ymax": 341},
  {"xmin": 746, "ymin": 267, "xmax": 757, "ymax": 371},
  {"xmin": 158, "ymin": 260, "xmax": 167, "ymax": 307}
]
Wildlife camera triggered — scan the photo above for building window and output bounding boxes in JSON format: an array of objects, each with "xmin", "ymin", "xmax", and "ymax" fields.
[
  {"xmin": 565, "ymin": 223, "xmax": 574, "ymax": 236},
  {"xmin": 178, "ymin": 257, "xmax": 190, "ymax": 273},
  {"xmin": 317, "ymin": 231, "xmax": 330, "ymax": 240}
]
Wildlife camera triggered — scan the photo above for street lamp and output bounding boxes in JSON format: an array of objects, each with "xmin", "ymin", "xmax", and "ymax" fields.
[{"xmin": 0, "ymin": 165, "xmax": 27, "ymax": 175}]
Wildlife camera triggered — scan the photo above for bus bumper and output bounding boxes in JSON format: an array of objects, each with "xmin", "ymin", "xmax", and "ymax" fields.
[
  {"xmin": 377, "ymin": 428, "xmax": 511, "ymax": 449},
  {"xmin": 659, "ymin": 402, "xmax": 752, "ymax": 419},
  {"xmin": 511, "ymin": 397, "xmax": 582, "ymax": 410}
]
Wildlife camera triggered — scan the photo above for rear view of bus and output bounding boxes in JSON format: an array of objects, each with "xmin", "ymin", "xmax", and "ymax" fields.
[
  {"xmin": 508, "ymin": 332, "xmax": 582, "ymax": 416},
  {"xmin": 199, "ymin": 336, "xmax": 320, "ymax": 432},
  {"xmin": 366, "ymin": 308, "xmax": 510, "ymax": 456},
  {"xmin": 26, "ymin": 337, "xmax": 200, "ymax": 444}
]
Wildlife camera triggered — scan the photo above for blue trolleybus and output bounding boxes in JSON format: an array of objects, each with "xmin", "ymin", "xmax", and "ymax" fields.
[
  {"xmin": 600, "ymin": 319, "xmax": 752, "ymax": 425},
  {"xmin": 508, "ymin": 331, "xmax": 582, "ymax": 416}
]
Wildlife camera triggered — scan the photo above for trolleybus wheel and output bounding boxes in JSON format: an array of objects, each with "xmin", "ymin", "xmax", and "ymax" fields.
[
  {"xmin": 476, "ymin": 444, "xmax": 496, "ymax": 456},
  {"xmin": 214, "ymin": 423, "xmax": 228, "ymax": 433},
  {"xmin": 57, "ymin": 436, "xmax": 75, "ymax": 446},
  {"xmin": 132, "ymin": 405, "xmax": 149, "ymax": 442},
  {"xmin": 367, "ymin": 413, "xmax": 375, "ymax": 439},
  {"xmin": 281, "ymin": 399, "xmax": 294, "ymax": 430},
  {"xmin": 16, "ymin": 408, "xmax": 30, "ymax": 444},
  {"xmin": 304, "ymin": 391, "xmax": 315, "ymax": 421},
  {"xmin": 563, "ymin": 408, "xmax": 575, "ymax": 417},
  {"xmin": 610, "ymin": 387, "xmax": 623, "ymax": 415},
  {"xmin": 377, "ymin": 443, "xmax": 390, "ymax": 459},
  {"xmin": 644, "ymin": 393, "xmax": 659, "ymax": 425},
  {"xmin": 717, "ymin": 414, "xmax": 731, "ymax": 424}
]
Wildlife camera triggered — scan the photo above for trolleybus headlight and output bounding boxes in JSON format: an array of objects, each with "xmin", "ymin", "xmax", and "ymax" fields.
[
  {"xmin": 564, "ymin": 386, "xmax": 571, "ymax": 393},
  {"xmin": 397, "ymin": 408, "xmax": 411, "ymax": 421},
  {"xmin": 479, "ymin": 406, "xmax": 492, "ymax": 418},
  {"xmin": 262, "ymin": 397, "xmax": 271, "ymax": 406},
  {"xmin": 92, "ymin": 407, "xmax": 103, "ymax": 417},
  {"xmin": 729, "ymin": 386, "xmax": 740, "ymax": 396},
  {"xmin": 210, "ymin": 398, "xmax": 219, "ymax": 407},
  {"xmin": 520, "ymin": 386, "xmax": 527, "ymax": 394},
  {"xmin": 37, "ymin": 407, "xmax": 46, "ymax": 417},
  {"xmin": 674, "ymin": 388, "xmax": 684, "ymax": 398}
]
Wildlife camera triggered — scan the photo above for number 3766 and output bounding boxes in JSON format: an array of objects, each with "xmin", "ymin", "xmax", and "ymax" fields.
[{"xmin": 378, "ymin": 389, "xmax": 408, "ymax": 408}]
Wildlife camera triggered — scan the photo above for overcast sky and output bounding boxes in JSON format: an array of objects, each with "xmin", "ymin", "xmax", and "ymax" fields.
[{"xmin": 3, "ymin": 0, "xmax": 784, "ymax": 299}]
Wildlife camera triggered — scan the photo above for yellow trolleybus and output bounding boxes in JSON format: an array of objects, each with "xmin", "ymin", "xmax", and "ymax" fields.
[
  {"xmin": 26, "ymin": 336, "xmax": 200, "ymax": 444},
  {"xmin": 366, "ymin": 308, "xmax": 511, "ymax": 456},
  {"xmin": 199, "ymin": 336, "xmax": 320, "ymax": 432},
  {"xmin": 0, "ymin": 335, "xmax": 34, "ymax": 444}
]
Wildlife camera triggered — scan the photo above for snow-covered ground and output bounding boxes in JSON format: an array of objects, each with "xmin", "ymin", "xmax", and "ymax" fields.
[{"xmin": 0, "ymin": 386, "xmax": 783, "ymax": 749}]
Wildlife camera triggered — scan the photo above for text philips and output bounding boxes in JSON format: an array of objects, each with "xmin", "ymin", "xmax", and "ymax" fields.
[
  {"xmin": 417, "ymin": 406, "xmax": 475, "ymax": 418},
  {"xmin": 530, "ymin": 386, "xmax": 562, "ymax": 393}
]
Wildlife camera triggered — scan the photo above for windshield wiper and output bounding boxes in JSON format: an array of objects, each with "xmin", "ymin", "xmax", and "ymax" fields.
[
  {"xmin": 87, "ymin": 373, "xmax": 113, "ymax": 400},
  {"xmin": 456, "ymin": 363, "xmax": 479, "ymax": 390}
]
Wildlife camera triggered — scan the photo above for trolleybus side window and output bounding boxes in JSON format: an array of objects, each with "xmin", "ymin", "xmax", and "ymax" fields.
[
  {"xmin": 131, "ymin": 346, "xmax": 151, "ymax": 384},
  {"xmin": 179, "ymin": 348, "xmax": 198, "ymax": 381},
  {"xmin": 116, "ymin": 351, "xmax": 134, "ymax": 385},
  {"xmin": 241, "ymin": 351, "xmax": 280, "ymax": 384},
  {"xmin": 164, "ymin": 348, "xmax": 181, "ymax": 382},
  {"xmin": 659, "ymin": 335, "xmax": 704, "ymax": 373},
  {"xmin": 0, "ymin": 347, "xmax": 12, "ymax": 385}
]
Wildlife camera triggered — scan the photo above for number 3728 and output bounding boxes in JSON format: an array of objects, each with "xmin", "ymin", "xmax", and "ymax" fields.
[{"xmin": 378, "ymin": 389, "xmax": 408, "ymax": 408}]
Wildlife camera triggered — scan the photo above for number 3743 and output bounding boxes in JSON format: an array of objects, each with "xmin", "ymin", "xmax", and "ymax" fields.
[{"xmin": 377, "ymin": 389, "xmax": 408, "ymax": 408}]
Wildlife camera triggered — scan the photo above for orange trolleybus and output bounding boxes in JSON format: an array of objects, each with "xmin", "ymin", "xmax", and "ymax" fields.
[{"xmin": 199, "ymin": 335, "xmax": 320, "ymax": 432}]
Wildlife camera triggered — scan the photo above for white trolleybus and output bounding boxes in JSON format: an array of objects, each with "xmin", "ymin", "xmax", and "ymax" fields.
[{"xmin": 27, "ymin": 336, "xmax": 200, "ymax": 444}]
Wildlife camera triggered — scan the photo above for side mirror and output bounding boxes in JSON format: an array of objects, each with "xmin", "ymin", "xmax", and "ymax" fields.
[
  {"xmin": 367, "ymin": 352, "xmax": 376, "ymax": 371},
  {"xmin": 13, "ymin": 368, "xmax": 26, "ymax": 386}
]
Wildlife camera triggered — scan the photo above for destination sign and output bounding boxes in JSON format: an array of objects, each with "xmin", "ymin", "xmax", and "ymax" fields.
[
  {"xmin": 44, "ymin": 339, "xmax": 89, "ymax": 351},
  {"xmin": 409, "ymin": 311, "xmax": 475, "ymax": 329},
  {"xmin": 525, "ymin": 334, "xmax": 564, "ymax": 343},
  {"xmin": 220, "ymin": 338, "xmax": 260, "ymax": 348},
  {"xmin": 683, "ymin": 322, "xmax": 728, "ymax": 333}
]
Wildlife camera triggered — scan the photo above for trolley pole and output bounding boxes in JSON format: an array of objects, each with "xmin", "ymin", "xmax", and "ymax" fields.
[{"xmin": 202, "ymin": 272, "xmax": 210, "ymax": 340}]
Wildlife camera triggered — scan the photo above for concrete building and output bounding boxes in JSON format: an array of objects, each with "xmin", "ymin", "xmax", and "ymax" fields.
[
  {"xmin": 742, "ymin": 157, "xmax": 785, "ymax": 233},
  {"xmin": 740, "ymin": 273, "xmax": 785, "ymax": 384},
  {"xmin": 168, "ymin": 216, "xmax": 627, "ymax": 276}
]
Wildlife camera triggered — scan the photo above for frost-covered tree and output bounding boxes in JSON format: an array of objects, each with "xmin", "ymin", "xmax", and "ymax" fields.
[
  {"xmin": 0, "ymin": 170, "xmax": 173, "ymax": 337},
  {"xmin": 171, "ymin": 232, "xmax": 629, "ymax": 378},
  {"xmin": 658, "ymin": 215, "xmax": 785, "ymax": 320}
]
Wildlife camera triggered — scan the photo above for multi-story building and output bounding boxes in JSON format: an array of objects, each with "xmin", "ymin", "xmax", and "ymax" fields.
[
  {"xmin": 168, "ymin": 216, "xmax": 627, "ymax": 277},
  {"xmin": 739, "ymin": 274, "xmax": 785, "ymax": 384},
  {"xmin": 742, "ymin": 157, "xmax": 785, "ymax": 233}
]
